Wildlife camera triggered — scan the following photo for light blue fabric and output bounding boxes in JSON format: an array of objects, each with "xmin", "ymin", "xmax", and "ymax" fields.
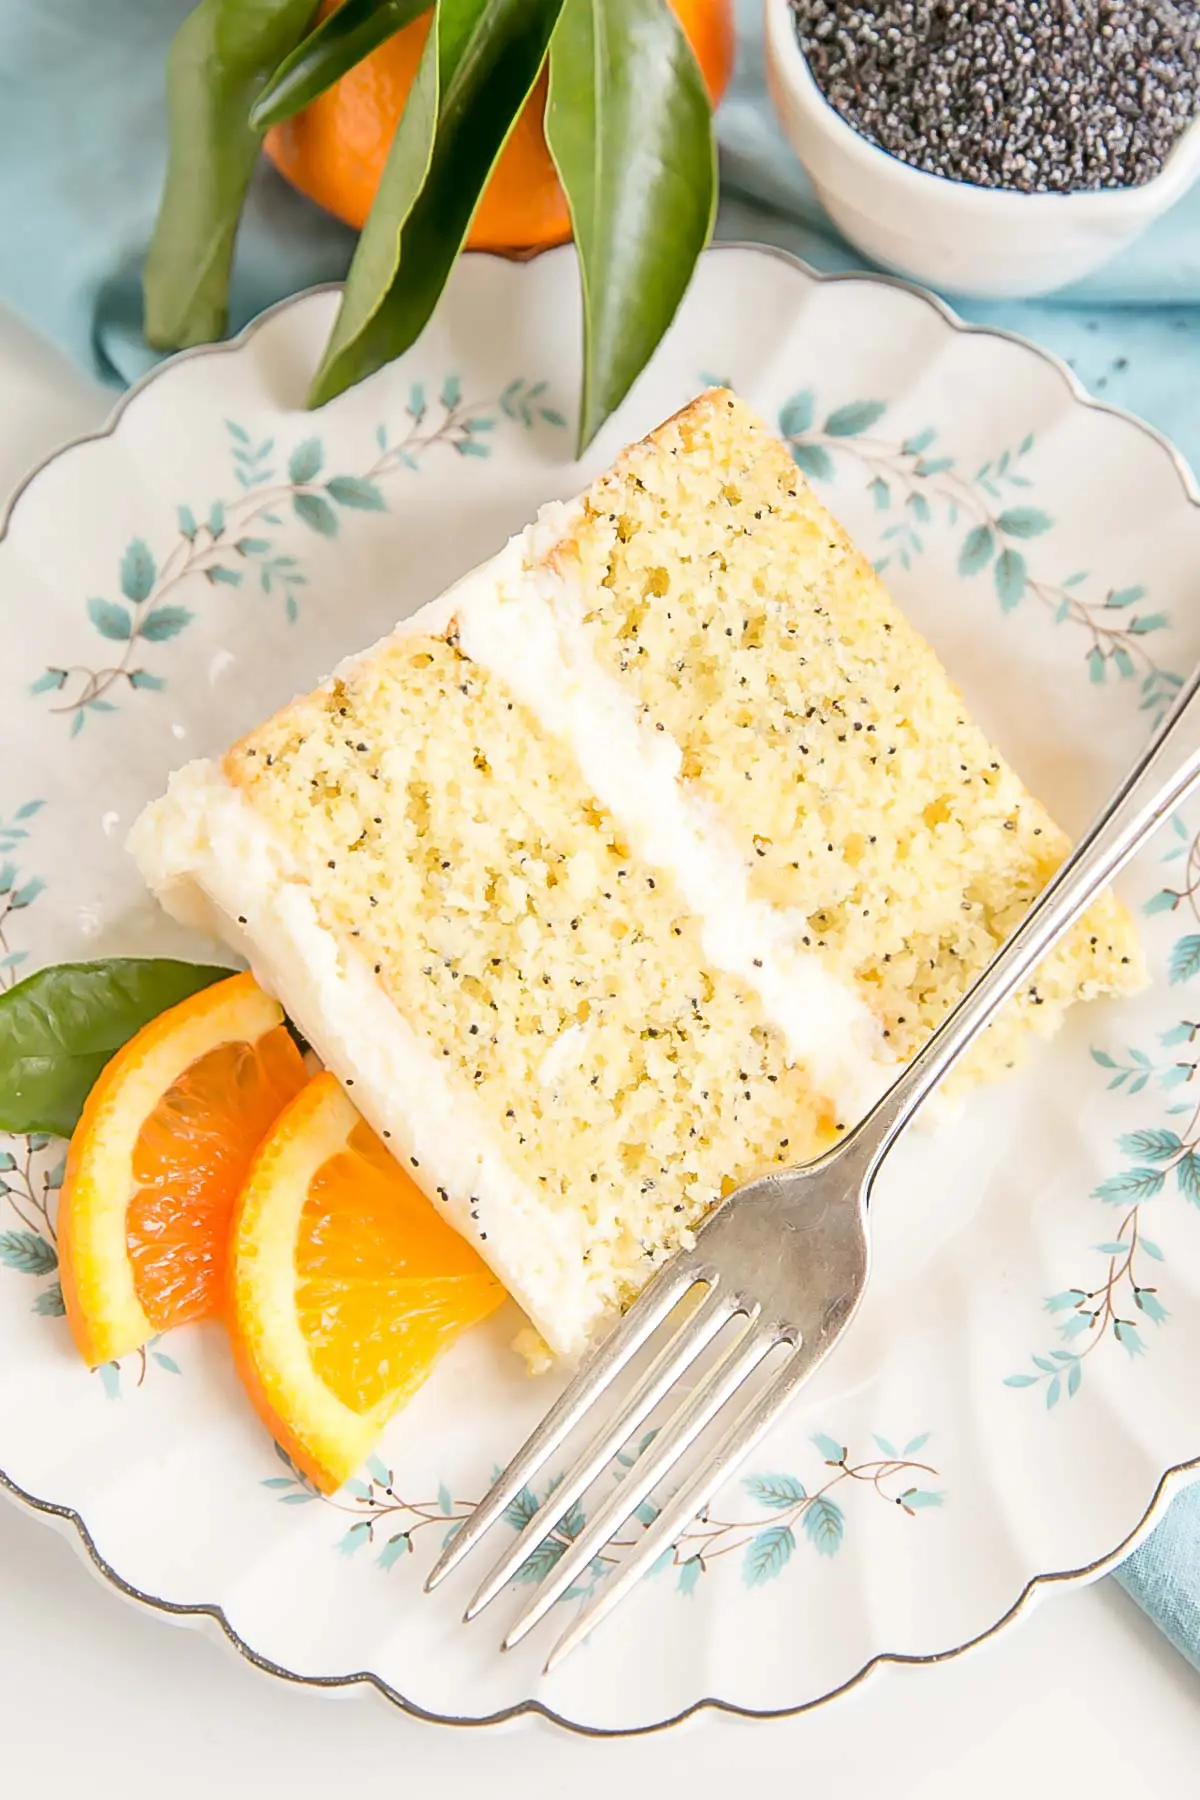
[{"xmin": 1, "ymin": 0, "xmax": 1198, "ymax": 1667}]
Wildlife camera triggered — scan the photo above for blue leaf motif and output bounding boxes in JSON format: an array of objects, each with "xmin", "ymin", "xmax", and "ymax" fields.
[
  {"xmin": 1004, "ymin": 1372, "xmax": 1037, "ymax": 1387},
  {"xmin": 140, "ymin": 605, "xmax": 193, "ymax": 643},
  {"xmin": 1176, "ymin": 1150, "xmax": 1200, "ymax": 1203},
  {"xmin": 900, "ymin": 1489, "xmax": 943, "ymax": 1510},
  {"xmin": 88, "ymin": 598, "xmax": 132, "ymax": 641},
  {"xmin": 441, "ymin": 374, "xmax": 462, "ymax": 410},
  {"xmin": 288, "ymin": 438, "xmax": 324, "ymax": 484},
  {"xmin": 1140, "ymin": 1235, "xmax": 1165, "ymax": 1261},
  {"xmin": 778, "ymin": 391, "xmax": 813, "ymax": 437},
  {"xmin": 120, "ymin": 539, "xmax": 157, "ymax": 603},
  {"xmin": 678, "ymin": 1555, "xmax": 703, "ymax": 1597},
  {"xmin": 97, "ymin": 1362, "xmax": 120, "ymax": 1400},
  {"xmin": 902, "ymin": 427, "xmax": 936, "ymax": 455},
  {"xmin": 366, "ymin": 1453, "xmax": 391, "ymax": 1485},
  {"xmin": 811, "ymin": 1431, "xmax": 844, "ymax": 1464},
  {"xmin": 869, "ymin": 477, "xmax": 890, "ymax": 510},
  {"xmin": 743, "ymin": 1472, "xmax": 806, "ymax": 1510},
  {"xmin": 1170, "ymin": 936, "xmax": 1200, "ymax": 985},
  {"xmin": 958, "ymin": 525, "xmax": 994, "ymax": 576},
  {"xmin": 635, "ymin": 1499, "xmax": 660, "ymax": 1527},
  {"xmin": 995, "ymin": 507, "xmax": 1052, "ymax": 539},
  {"xmin": 903, "ymin": 1432, "xmax": 931, "ymax": 1456},
  {"xmin": 994, "ymin": 547, "xmax": 1027, "ymax": 610},
  {"xmin": 33, "ymin": 1282, "xmax": 65, "ymax": 1317},
  {"xmin": 1068, "ymin": 1360, "xmax": 1083, "ymax": 1397},
  {"xmin": 515, "ymin": 1536, "xmax": 567, "ymax": 1583},
  {"xmin": 1091, "ymin": 1048, "xmax": 1116, "ymax": 1068},
  {"xmin": 1092, "ymin": 1168, "xmax": 1165, "ymax": 1203},
  {"xmin": 1045, "ymin": 1290, "xmax": 1086, "ymax": 1312},
  {"xmin": 742, "ymin": 1524, "xmax": 795, "ymax": 1586},
  {"xmin": 129, "ymin": 671, "xmax": 165, "ymax": 690},
  {"xmin": 1046, "ymin": 1375, "xmax": 1062, "ymax": 1409},
  {"xmin": 1144, "ymin": 889, "xmax": 1180, "ymax": 915},
  {"xmin": 1114, "ymin": 1320, "xmax": 1145, "ymax": 1357},
  {"xmin": 408, "ymin": 381, "xmax": 426, "ymax": 421},
  {"xmin": 1135, "ymin": 1289, "xmax": 1169, "ymax": 1324},
  {"xmin": 872, "ymin": 1433, "xmax": 898, "ymax": 1458},
  {"xmin": 790, "ymin": 442, "xmax": 834, "ymax": 482},
  {"xmin": 823, "ymin": 400, "xmax": 886, "ymax": 437},
  {"xmin": 177, "ymin": 504, "xmax": 197, "ymax": 539},
  {"xmin": 338, "ymin": 1521, "xmax": 371, "ymax": 1555},
  {"xmin": 1118, "ymin": 1129, "xmax": 1182, "ymax": 1161},
  {"xmin": 152, "ymin": 1351, "xmax": 181, "ymax": 1374},
  {"xmin": 802, "ymin": 1495, "xmax": 845, "ymax": 1556},
  {"xmin": 378, "ymin": 1533, "xmax": 411, "ymax": 1570},
  {"xmin": 0, "ymin": 1231, "xmax": 57, "ymax": 1275},
  {"xmin": 1106, "ymin": 585, "xmax": 1145, "ymax": 609},
  {"xmin": 503, "ymin": 1485, "xmax": 538, "ymax": 1530},
  {"xmin": 437, "ymin": 1482, "xmax": 453, "ymax": 1515},
  {"xmin": 326, "ymin": 476, "xmax": 386, "ymax": 511},
  {"xmin": 293, "ymin": 492, "xmax": 339, "ymax": 537}
]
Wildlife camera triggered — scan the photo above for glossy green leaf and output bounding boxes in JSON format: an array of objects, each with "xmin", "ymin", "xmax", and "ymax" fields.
[
  {"xmin": 0, "ymin": 960, "xmax": 234, "ymax": 1137},
  {"xmin": 308, "ymin": 0, "xmax": 565, "ymax": 408},
  {"xmin": 546, "ymin": 0, "xmax": 716, "ymax": 453},
  {"xmin": 144, "ymin": 0, "xmax": 319, "ymax": 350},
  {"xmin": 250, "ymin": 0, "xmax": 433, "ymax": 129}
]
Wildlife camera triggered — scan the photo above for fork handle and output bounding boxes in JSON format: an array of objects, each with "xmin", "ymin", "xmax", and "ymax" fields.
[{"xmin": 851, "ymin": 663, "xmax": 1200, "ymax": 1184}]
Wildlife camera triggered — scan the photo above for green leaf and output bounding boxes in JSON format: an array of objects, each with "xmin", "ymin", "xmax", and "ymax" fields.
[
  {"xmin": 87, "ymin": 598, "xmax": 133, "ymax": 642},
  {"xmin": 0, "ymin": 1231, "xmax": 57, "ymax": 1276},
  {"xmin": 338, "ymin": 1521, "xmax": 372, "ymax": 1554},
  {"xmin": 140, "ymin": 605, "xmax": 193, "ymax": 643},
  {"xmin": 120, "ymin": 540, "xmax": 157, "ymax": 604},
  {"xmin": 288, "ymin": 438, "xmax": 324, "ymax": 485},
  {"xmin": 292, "ymin": 493, "xmax": 339, "ymax": 537},
  {"xmin": 326, "ymin": 475, "xmax": 386, "ymax": 511},
  {"xmin": 823, "ymin": 400, "xmax": 886, "ymax": 438},
  {"xmin": 143, "ymin": 0, "xmax": 318, "ymax": 349},
  {"xmin": 251, "ymin": 0, "xmax": 432, "ymax": 128},
  {"xmin": 1003, "ymin": 1372, "xmax": 1037, "ymax": 1387},
  {"xmin": 437, "ymin": 1481, "xmax": 453, "ymax": 1515},
  {"xmin": 0, "ymin": 960, "xmax": 233, "ymax": 1136},
  {"xmin": 1144, "ymin": 889, "xmax": 1180, "ymax": 915},
  {"xmin": 995, "ymin": 506, "xmax": 1052, "ymax": 539},
  {"xmin": 546, "ymin": 0, "xmax": 715, "ymax": 453},
  {"xmin": 899, "ymin": 1489, "xmax": 943, "ymax": 1510},
  {"xmin": 1107, "ymin": 585, "xmax": 1145, "ymax": 609},
  {"xmin": 742, "ymin": 1524, "xmax": 794, "ymax": 1586},
  {"xmin": 958, "ymin": 525, "xmax": 994, "ymax": 576},
  {"xmin": 309, "ymin": 0, "xmax": 564, "ymax": 409}
]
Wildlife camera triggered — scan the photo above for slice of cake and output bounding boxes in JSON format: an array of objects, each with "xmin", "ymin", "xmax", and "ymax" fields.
[{"xmin": 130, "ymin": 390, "xmax": 1144, "ymax": 1358}]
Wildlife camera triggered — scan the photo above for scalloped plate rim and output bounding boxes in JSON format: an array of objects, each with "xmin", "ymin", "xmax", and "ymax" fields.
[{"xmin": 1, "ymin": 240, "xmax": 1198, "ymax": 1735}]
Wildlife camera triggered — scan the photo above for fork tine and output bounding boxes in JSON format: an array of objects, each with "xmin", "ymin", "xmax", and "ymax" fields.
[
  {"xmin": 500, "ymin": 1315, "xmax": 777, "ymax": 1651},
  {"xmin": 543, "ymin": 1338, "xmax": 816, "ymax": 1672},
  {"xmin": 424, "ymin": 1258, "xmax": 705, "ymax": 1592},
  {"xmin": 464, "ymin": 1282, "xmax": 739, "ymax": 1621}
]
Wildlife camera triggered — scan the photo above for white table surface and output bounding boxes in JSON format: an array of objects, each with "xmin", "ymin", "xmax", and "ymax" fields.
[{"xmin": 1, "ymin": 303, "xmax": 1197, "ymax": 1794}]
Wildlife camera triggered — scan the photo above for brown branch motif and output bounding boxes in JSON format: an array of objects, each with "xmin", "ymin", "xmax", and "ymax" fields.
[
  {"xmin": 266, "ymin": 1429, "xmax": 943, "ymax": 1596},
  {"xmin": 773, "ymin": 388, "xmax": 1183, "ymax": 722},
  {"xmin": 1010, "ymin": 816, "xmax": 1200, "ymax": 1403},
  {"xmin": 33, "ymin": 377, "xmax": 565, "ymax": 735}
]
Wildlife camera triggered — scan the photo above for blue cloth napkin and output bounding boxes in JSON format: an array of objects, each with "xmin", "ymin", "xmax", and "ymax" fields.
[{"xmin": 1, "ymin": 0, "xmax": 1198, "ymax": 1669}]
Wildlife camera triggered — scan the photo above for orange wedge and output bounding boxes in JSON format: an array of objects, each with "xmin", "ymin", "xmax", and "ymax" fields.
[
  {"xmin": 59, "ymin": 973, "xmax": 309, "ymax": 1367},
  {"xmin": 229, "ymin": 1073, "xmax": 505, "ymax": 1493}
]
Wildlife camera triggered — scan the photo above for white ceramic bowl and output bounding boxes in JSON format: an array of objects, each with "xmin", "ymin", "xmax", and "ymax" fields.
[{"xmin": 764, "ymin": 0, "xmax": 1200, "ymax": 298}]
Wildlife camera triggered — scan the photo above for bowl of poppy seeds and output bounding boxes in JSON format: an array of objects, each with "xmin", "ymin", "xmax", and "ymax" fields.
[{"xmin": 764, "ymin": 0, "xmax": 1200, "ymax": 297}]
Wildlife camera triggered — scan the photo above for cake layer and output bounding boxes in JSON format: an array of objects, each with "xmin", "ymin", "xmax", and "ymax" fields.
[
  {"xmin": 535, "ymin": 389, "xmax": 1145, "ymax": 1084},
  {"xmin": 153, "ymin": 631, "xmax": 849, "ymax": 1352}
]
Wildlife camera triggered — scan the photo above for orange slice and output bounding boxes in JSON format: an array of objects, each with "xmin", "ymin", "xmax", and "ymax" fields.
[
  {"xmin": 59, "ymin": 973, "xmax": 308, "ymax": 1367},
  {"xmin": 229, "ymin": 1072, "xmax": 505, "ymax": 1492}
]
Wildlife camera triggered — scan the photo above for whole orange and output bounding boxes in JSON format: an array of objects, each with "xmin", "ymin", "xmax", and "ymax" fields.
[{"xmin": 264, "ymin": 0, "xmax": 735, "ymax": 251}]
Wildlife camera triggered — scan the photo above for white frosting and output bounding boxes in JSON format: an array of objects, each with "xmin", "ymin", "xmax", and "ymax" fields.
[
  {"xmin": 448, "ymin": 508, "xmax": 894, "ymax": 1123},
  {"xmin": 128, "ymin": 763, "xmax": 599, "ymax": 1356}
]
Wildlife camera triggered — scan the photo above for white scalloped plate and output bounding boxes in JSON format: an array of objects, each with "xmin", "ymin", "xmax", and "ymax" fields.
[{"xmin": 2, "ymin": 244, "xmax": 1200, "ymax": 1734}]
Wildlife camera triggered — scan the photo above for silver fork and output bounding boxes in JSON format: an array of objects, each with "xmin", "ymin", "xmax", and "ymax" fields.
[{"xmin": 426, "ymin": 663, "xmax": 1200, "ymax": 1669}]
